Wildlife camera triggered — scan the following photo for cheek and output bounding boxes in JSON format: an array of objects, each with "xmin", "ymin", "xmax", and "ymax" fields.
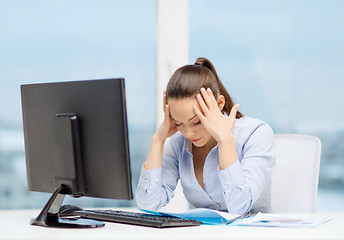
[
  {"xmin": 196, "ymin": 125, "xmax": 209, "ymax": 135},
  {"xmin": 176, "ymin": 126, "xmax": 188, "ymax": 135}
]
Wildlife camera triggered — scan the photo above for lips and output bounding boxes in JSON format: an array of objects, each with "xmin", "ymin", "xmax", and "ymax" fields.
[{"xmin": 191, "ymin": 137, "xmax": 201, "ymax": 143}]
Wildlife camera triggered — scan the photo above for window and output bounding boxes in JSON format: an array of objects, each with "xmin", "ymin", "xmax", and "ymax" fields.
[
  {"xmin": 0, "ymin": 1, "xmax": 155, "ymax": 209},
  {"xmin": 189, "ymin": 0, "xmax": 344, "ymax": 212}
]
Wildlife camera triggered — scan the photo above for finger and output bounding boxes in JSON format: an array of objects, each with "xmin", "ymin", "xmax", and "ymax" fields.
[
  {"xmin": 196, "ymin": 93, "xmax": 209, "ymax": 115},
  {"xmin": 206, "ymin": 87, "xmax": 219, "ymax": 109},
  {"xmin": 200, "ymin": 88, "xmax": 214, "ymax": 109},
  {"xmin": 164, "ymin": 104, "xmax": 170, "ymax": 120},
  {"xmin": 163, "ymin": 91, "xmax": 167, "ymax": 111},
  {"xmin": 193, "ymin": 105, "xmax": 206, "ymax": 123},
  {"xmin": 229, "ymin": 104, "xmax": 240, "ymax": 119}
]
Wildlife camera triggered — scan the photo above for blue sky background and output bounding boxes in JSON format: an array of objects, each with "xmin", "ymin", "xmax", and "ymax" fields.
[
  {"xmin": 189, "ymin": 0, "xmax": 344, "ymax": 134},
  {"xmin": 0, "ymin": 0, "xmax": 156, "ymax": 128},
  {"xmin": 1, "ymin": 0, "xmax": 343, "ymax": 134},
  {"xmin": 0, "ymin": 0, "xmax": 157, "ymax": 209},
  {"xmin": 0, "ymin": 0, "xmax": 343, "ymax": 210}
]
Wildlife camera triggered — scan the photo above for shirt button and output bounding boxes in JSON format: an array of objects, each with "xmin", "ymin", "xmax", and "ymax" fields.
[{"xmin": 154, "ymin": 178, "xmax": 159, "ymax": 183}]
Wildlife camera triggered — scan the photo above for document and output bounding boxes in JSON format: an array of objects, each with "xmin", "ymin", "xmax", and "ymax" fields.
[
  {"xmin": 236, "ymin": 212, "xmax": 331, "ymax": 228},
  {"xmin": 140, "ymin": 208, "xmax": 243, "ymax": 225}
]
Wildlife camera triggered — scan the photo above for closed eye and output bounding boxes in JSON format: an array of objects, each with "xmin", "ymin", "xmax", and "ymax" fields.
[
  {"xmin": 193, "ymin": 120, "xmax": 201, "ymax": 126},
  {"xmin": 175, "ymin": 122, "xmax": 182, "ymax": 127}
]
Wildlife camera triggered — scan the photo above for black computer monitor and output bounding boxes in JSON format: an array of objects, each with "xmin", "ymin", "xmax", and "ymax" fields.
[{"xmin": 21, "ymin": 78, "xmax": 133, "ymax": 228}]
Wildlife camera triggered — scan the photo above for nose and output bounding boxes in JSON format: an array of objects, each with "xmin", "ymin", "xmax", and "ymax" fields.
[{"xmin": 183, "ymin": 126, "xmax": 195, "ymax": 139}]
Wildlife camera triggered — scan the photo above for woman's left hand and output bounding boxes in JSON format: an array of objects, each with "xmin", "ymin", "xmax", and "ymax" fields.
[{"xmin": 193, "ymin": 88, "xmax": 239, "ymax": 144}]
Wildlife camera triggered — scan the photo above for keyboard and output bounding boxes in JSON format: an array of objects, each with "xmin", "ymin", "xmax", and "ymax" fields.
[{"xmin": 73, "ymin": 209, "xmax": 202, "ymax": 228}]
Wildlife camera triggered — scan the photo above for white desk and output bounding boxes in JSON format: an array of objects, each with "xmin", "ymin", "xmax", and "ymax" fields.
[{"xmin": 1, "ymin": 209, "xmax": 344, "ymax": 240}]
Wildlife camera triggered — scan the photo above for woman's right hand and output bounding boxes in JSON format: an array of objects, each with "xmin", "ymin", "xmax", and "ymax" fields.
[
  {"xmin": 154, "ymin": 91, "xmax": 178, "ymax": 142},
  {"xmin": 144, "ymin": 91, "xmax": 175, "ymax": 170}
]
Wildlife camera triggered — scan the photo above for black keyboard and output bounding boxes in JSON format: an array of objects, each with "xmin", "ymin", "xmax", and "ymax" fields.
[{"xmin": 74, "ymin": 209, "xmax": 202, "ymax": 228}]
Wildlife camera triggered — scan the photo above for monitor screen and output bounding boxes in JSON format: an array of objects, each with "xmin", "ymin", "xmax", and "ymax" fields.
[{"xmin": 21, "ymin": 78, "xmax": 133, "ymax": 227}]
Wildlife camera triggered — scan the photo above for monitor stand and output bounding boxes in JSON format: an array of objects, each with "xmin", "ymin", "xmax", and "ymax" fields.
[{"xmin": 30, "ymin": 184, "xmax": 104, "ymax": 228}]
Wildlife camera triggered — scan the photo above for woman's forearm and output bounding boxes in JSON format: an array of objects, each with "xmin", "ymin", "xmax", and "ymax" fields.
[
  {"xmin": 218, "ymin": 135, "xmax": 238, "ymax": 170},
  {"xmin": 143, "ymin": 134, "xmax": 166, "ymax": 171}
]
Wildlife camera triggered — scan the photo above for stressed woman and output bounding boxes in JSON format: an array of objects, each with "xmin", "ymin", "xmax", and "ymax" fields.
[{"xmin": 136, "ymin": 57, "xmax": 275, "ymax": 214}]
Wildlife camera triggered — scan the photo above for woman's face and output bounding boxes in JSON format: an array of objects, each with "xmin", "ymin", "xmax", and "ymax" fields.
[{"xmin": 168, "ymin": 97, "xmax": 213, "ymax": 148}]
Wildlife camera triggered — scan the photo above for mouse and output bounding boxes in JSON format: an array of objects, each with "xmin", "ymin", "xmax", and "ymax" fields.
[{"xmin": 58, "ymin": 204, "xmax": 84, "ymax": 217}]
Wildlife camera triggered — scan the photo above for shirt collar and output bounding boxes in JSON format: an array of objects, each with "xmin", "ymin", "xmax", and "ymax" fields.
[{"xmin": 182, "ymin": 137, "xmax": 192, "ymax": 156}]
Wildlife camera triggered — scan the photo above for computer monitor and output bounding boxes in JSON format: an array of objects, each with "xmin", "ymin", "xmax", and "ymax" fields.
[{"xmin": 21, "ymin": 78, "xmax": 133, "ymax": 228}]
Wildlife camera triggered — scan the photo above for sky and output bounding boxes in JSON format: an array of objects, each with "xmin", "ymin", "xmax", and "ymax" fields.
[
  {"xmin": 189, "ymin": 0, "xmax": 344, "ymax": 133},
  {"xmin": 0, "ymin": 0, "xmax": 343, "ymax": 134},
  {"xmin": 0, "ymin": 0, "xmax": 343, "ymax": 211},
  {"xmin": 0, "ymin": 0, "xmax": 156, "ymax": 129}
]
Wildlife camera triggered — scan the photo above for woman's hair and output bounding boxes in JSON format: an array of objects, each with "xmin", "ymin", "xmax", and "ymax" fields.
[{"xmin": 166, "ymin": 57, "xmax": 243, "ymax": 118}]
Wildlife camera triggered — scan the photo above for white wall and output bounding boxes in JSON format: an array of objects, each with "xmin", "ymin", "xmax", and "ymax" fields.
[{"xmin": 156, "ymin": 0, "xmax": 189, "ymax": 212}]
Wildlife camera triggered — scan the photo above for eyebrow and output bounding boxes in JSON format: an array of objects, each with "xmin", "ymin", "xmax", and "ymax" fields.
[
  {"xmin": 188, "ymin": 115, "xmax": 197, "ymax": 121},
  {"xmin": 171, "ymin": 115, "xmax": 197, "ymax": 123}
]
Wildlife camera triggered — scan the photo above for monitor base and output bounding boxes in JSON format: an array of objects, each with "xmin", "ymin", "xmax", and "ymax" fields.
[
  {"xmin": 31, "ymin": 217, "xmax": 104, "ymax": 228},
  {"xmin": 30, "ymin": 184, "xmax": 104, "ymax": 228}
]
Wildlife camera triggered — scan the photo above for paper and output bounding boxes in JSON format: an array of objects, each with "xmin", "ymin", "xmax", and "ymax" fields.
[
  {"xmin": 237, "ymin": 212, "xmax": 331, "ymax": 228},
  {"xmin": 140, "ymin": 208, "xmax": 242, "ymax": 225}
]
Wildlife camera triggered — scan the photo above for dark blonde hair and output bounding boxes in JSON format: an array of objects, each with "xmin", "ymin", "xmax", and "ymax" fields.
[{"xmin": 166, "ymin": 57, "xmax": 243, "ymax": 118}]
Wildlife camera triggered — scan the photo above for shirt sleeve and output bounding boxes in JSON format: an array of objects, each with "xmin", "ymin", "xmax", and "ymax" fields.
[
  {"xmin": 135, "ymin": 137, "xmax": 180, "ymax": 211},
  {"xmin": 218, "ymin": 123, "xmax": 275, "ymax": 214}
]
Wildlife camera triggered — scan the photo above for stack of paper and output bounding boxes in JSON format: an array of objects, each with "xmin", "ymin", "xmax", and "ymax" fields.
[
  {"xmin": 236, "ymin": 212, "xmax": 331, "ymax": 228},
  {"xmin": 140, "ymin": 209, "xmax": 331, "ymax": 228}
]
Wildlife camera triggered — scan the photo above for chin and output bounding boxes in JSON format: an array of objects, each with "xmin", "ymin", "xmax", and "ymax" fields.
[{"xmin": 192, "ymin": 140, "xmax": 206, "ymax": 147}]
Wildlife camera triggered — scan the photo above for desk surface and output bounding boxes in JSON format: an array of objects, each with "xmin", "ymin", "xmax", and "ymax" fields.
[{"xmin": 1, "ymin": 209, "xmax": 344, "ymax": 240}]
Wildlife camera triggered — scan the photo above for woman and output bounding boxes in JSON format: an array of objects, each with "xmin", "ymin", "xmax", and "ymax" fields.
[{"xmin": 136, "ymin": 57, "xmax": 275, "ymax": 214}]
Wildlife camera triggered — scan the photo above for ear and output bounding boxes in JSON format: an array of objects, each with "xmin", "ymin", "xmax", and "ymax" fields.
[{"xmin": 217, "ymin": 95, "xmax": 225, "ymax": 111}]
